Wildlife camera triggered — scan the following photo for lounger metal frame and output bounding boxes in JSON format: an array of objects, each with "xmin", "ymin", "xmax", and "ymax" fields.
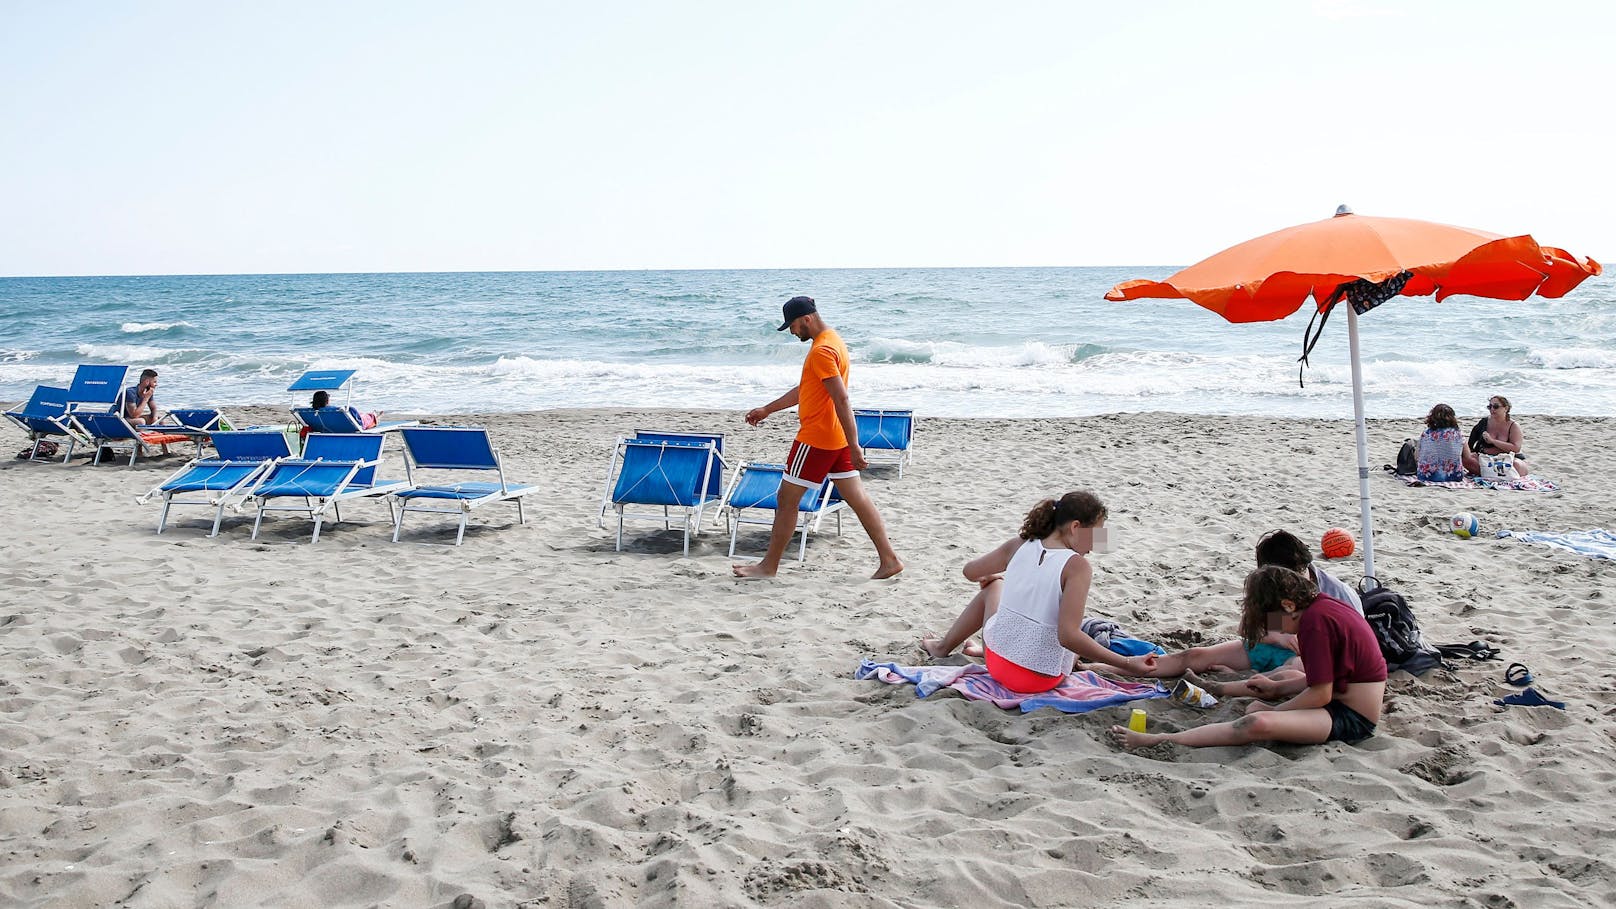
[
  {"xmin": 719, "ymin": 460, "xmax": 846, "ymax": 562},
  {"xmin": 4, "ymin": 385, "xmax": 83, "ymax": 463},
  {"xmin": 71, "ymin": 411, "xmax": 192, "ymax": 467},
  {"xmin": 136, "ymin": 431, "xmax": 293, "ymax": 535},
  {"xmin": 237, "ymin": 434, "xmax": 408, "ymax": 543},
  {"xmin": 391, "ymin": 426, "xmax": 535, "ymax": 545}
]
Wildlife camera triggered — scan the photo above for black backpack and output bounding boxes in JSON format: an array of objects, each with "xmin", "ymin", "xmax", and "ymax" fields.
[
  {"xmin": 1359, "ymin": 582, "xmax": 1442, "ymax": 675},
  {"xmin": 1394, "ymin": 439, "xmax": 1417, "ymax": 476}
]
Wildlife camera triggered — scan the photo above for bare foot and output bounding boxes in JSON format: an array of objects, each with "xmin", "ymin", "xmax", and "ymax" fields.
[
  {"xmin": 872, "ymin": 557, "xmax": 904, "ymax": 580},
  {"xmin": 962, "ymin": 639, "xmax": 985, "ymax": 658},
  {"xmin": 1109, "ymin": 725, "xmax": 1166, "ymax": 750},
  {"xmin": 1182, "ymin": 669, "xmax": 1225, "ymax": 697},
  {"xmin": 919, "ymin": 633, "xmax": 952, "ymax": 659},
  {"xmin": 732, "ymin": 562, "xmax": 778, "ymax": 580}
]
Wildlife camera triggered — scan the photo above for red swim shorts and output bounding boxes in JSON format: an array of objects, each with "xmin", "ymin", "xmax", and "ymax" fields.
[
  {"xmin": 783, "ymin": 440, "xmax": 856, "ymax": 489},
  {"xmin": 984, "ymin": 645, "xmax": 1064, "ymax": 694}
]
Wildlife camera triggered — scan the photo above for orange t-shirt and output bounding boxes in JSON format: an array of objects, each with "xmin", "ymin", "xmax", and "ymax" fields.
[{"xmin": 796, "ymin": 328, "xmax": 851, "ymax": 448}]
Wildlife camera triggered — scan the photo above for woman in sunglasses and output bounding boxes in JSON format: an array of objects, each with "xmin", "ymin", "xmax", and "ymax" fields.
[{"xmin": 1464, "ymin": 395, "xmax": 1529, "ymax": 476}]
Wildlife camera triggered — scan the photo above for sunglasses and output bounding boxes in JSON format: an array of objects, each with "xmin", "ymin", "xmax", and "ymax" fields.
[{"xmin": 1487, "ymin": 403, "xmax": 1503, "ymax": 410}]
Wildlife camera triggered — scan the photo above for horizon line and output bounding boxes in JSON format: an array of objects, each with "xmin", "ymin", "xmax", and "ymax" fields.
[{"xmin": 0, "ymin": 263, "xmax": 1185, "ymax": 281}]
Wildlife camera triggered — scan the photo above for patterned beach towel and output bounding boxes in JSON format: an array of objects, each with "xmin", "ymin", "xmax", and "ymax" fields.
[
  {"xmin": 855, "ymin": 660, "xmax": 1168, "ymax": 714},
  {"xmin": 1497, "ymin": 528, "xmax": 1616, "ymax": 560},
  {"xmin": 1392, "ymin": 474, "xmax": 1560, "ymax": 493}
]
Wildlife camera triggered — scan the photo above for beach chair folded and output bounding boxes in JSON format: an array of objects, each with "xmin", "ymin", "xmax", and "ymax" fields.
[
  {"xmin": 4, "ymin": 385, "xmax": 81, "ymax": 462},
  {"xmin": 855, "ymin": 409, "xmax": 914, "ymax": 477},
  {"xmin": 238, "ymin": 433, "xmax": 409, "ymax": 542},
  {"xmin": 291, "ymin": 406, "xmax": 417, "ymax": 435},
  {"xmin": 71, "ymin": 412, "xmax": 194, "ymax": 467},
  {"xmin": 601, "ymin": 437, "xmax": 727, "ymax": 556},
  {"xmin": 720, "ymin": 461, "xmax": 846, "ymax": 562},
  {"xmin": 136, "ymin": 431, "xmax": 293, "ymax": 535},
  {"xmin": 391, "ymin": 426, "xmax": 536, "ymax": 545}
]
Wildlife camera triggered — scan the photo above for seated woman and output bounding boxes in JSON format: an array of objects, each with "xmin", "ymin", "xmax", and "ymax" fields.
[
  {"xmin": 919, "ymin": 491, "xmax": 1153, "ymax": 690},
  {"xmin": 1415, "ymin": 403, "xmax": 1466, "ymax": 482},
  {"xmin": 1111, "ymin": 565, "xmax": 1386, "ymax": 750},
  {"xmin": 310, "ymin": 390, "xmax": 379, "ymax": 430},
  {"xmin": 1464, "ymin": 394, "xmax": 1530, "ymax": 477},
  {"xmin": 1117, "ymin": 530, "xmax": 1361, "ymax": 701}
]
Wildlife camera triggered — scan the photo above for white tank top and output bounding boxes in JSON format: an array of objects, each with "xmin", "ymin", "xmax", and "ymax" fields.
[{"xmin": 984, "ymin": 539, "xmax": 1077, "ymax": 676}]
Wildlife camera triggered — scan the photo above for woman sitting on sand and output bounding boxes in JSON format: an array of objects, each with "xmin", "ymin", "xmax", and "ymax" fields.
[
  {"xmin": 920, "ymin": 491, "xmax": 1154, "ymax": 691},
  {"xmin": 1111, "ymin": 565, "xmax": 1386, "ymax": 750},
  {"xmin": 1416, "ymin": 403, "xmax": 1466, "ymax": 482},
  {"xmin": 1464, "ymin": 394, "xmax": 1530, "ymax": 477}
]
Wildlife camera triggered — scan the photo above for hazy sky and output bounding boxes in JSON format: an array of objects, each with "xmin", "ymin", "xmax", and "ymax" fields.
[{"xmin": 3, "ymin": 1, "xmax": 1611, "ymax": 276}]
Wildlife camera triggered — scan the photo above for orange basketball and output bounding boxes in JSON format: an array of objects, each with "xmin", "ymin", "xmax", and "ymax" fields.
[{"xmin": 1321, "ymin": 528, "xmax": 1355, "ymax": 559}]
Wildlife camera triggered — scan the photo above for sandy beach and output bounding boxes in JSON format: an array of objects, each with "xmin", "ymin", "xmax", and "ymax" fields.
[{"xmin": 2, "ymin": 407, "xmax": 1614, "ymax": 908}]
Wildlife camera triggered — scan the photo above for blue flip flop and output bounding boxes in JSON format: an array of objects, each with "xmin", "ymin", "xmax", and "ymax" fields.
[
  {"xmin": 1494, "ymin": 687, "xmax": 1565, "ymax": 710},
  {"xmin": 1505, "ymin": 663, "xmax": 1533, "ymax": 687}
]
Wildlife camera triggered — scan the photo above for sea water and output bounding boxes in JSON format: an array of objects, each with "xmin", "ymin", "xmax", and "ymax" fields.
[{"xmin": 2, "ymin": 267, "xmax": 1613, "ymax": 419}]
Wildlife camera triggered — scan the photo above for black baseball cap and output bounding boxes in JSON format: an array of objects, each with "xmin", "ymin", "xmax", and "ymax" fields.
[{"xmin": 777, "ymin": 295, "xmax": 817, "ymax": 331}]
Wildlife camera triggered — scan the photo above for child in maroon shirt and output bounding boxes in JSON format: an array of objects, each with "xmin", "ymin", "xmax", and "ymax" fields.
[{"xmin": 1112, "ymin": 566, "xmax": 1387, "ymax": 750}]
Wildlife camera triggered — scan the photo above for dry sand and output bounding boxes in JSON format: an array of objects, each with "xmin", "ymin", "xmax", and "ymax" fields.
[{"xmin": 2, "ymin": 407, "xmax": 1614, "ymax": 908}]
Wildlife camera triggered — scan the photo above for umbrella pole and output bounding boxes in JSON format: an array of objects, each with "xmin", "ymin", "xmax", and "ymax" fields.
[{"xmin": 1345, "ymin": 304, "xmax": 1376, "ymax": 581}]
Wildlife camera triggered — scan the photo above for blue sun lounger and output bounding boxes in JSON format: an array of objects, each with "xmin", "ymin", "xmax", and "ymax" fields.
[
  {"xmin": 855, "ymin": 409, "xmax": 915, "ymax": 477},
  {"xmin": 291, "ymin": 406, "xmax": 418, "ymax": 435},
  {"xmin": 719, "ymin": 461, "xmax": 846, "ymax": 562},
  {"xmin": 136, "ymin": 431, "xmax": 294, "ymax": 535},
  {"xmin": 71, "ymin": 411, "xmax": 196, "ymax": 467},
  {"xmin": 391, "ymin": 426, "xmax": 536, "ymax": 545},
  {"xmin": 4, "ymin": 385, "xmax": 80, "ymax": 462},
  {"xmin": 601, "ymin": 437, "xmax": 727, "ymax": 556},
  {"xmin": 239, "ymin": 433, "xmax": 410, "ymax": 542}
]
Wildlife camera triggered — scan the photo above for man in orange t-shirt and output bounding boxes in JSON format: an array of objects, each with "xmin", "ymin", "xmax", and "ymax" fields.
[{"xmin": 733, "ymin": 296, "xmax": 903, "ymax": 580}]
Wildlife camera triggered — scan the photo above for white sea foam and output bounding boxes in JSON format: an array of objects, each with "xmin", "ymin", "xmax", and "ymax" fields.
[
  {"xmin": 120, "ymin": 321, "xmax": 196, "ymax": 334},
  {"xmin": 1525, "ymin": 347, "xmax": 1616, "ymax": 369},
  {"xmin": 73, "ymin": 343, "xmax": 170, "ymax": 362},
  {"xmin": 862, "ymin": 338, "xmax": 1079, "ymax": 368}
]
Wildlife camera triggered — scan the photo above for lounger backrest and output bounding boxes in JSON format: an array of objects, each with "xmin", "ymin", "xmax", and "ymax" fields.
[
  {"xmin": 612, "ymin": 440, "xmax": 719, "ymax": 507},
  {"xmin": 635, "ymin": 430, "xmax": 724, "ymax": 492},
  {"xmin": 74, "ymin": 411, "xmax": 137, "ymax": 441},
  {"xmin": 211, "ymin": 430, "xmax": 293, "ymax": 462},
  {"xmin": 292, "ymin": 406, "xmax": 364, "ymax": 433},
  {"xmin": 67, "ymin": 365, "xmax": 130, "ymax": 408},
  {"xmin": 729, "ymin": 462, "xmax": 840, "ymax": 513},
  {"xmin": 13, "ymin": 385, "xmax": 69, "ymax": 419},
  {"xmin": 303, "ymin": 433, "xmax": 384, "ymax": 485},
  {"xmin": 401, "ymin": 427, "xmax": 498, "ymax": 471},
  {"xmin": 855, "ymin": 409, "xmax": 913, "ymax": 451},
  {"xmin": 287, "ymin": 369, "xmax": 357, "ymax": 392},
  {"xmin": 168, "ymin": 408, "xmax": 222, "ymax": 431}
]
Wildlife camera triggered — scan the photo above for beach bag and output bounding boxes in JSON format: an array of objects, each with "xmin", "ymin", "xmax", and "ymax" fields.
[
  {"xmin": 1394, "ymin": 439, "xmax": 1417, "ymax": 476},
  {"xmin": 1478, "ymin": 452, "xmax": 1518, "ymax": 479},
  {"xmin": 16, "ymin": 440, "xmax": 60, "ymax": 459},
  {"xmin": 1360, "ymin": 582, "xmax": 1442, "ymax": 675}
]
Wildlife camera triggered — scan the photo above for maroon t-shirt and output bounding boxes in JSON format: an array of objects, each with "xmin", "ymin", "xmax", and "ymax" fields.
[{"xmin": 1298, "ymin": 594, "xmax": 1388, "ymax": 695}]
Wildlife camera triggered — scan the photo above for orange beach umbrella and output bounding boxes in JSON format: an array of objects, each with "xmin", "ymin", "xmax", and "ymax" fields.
[{"xmin": 1106, "ymin": 207, "xmax": 1601, "ymax": 579}]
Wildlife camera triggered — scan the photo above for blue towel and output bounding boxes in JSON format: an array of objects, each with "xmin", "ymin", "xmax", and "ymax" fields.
[
  {"xmin": 1497, "ymin": 528, "xmax": 1616, "ymax": 560},
  {"xmin": 855, "ymin": 660, "xmax": 1168, "ymax": 714}
]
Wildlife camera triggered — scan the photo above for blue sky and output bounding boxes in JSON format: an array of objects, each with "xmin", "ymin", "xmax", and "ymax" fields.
[{"xmin": 2, "ymin": 1, "xmax": 1611, "ymax": 276}]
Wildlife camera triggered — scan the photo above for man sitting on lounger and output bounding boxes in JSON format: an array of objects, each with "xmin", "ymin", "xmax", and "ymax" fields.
[{"xmin": 123, "ymin": 369, "xmax": 162, "ymax": 425}]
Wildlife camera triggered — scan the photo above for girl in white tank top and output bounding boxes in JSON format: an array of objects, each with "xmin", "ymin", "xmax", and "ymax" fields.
[{"xmin": 920, "ymin": 492, "xmax": 1158, "ymax": 692}]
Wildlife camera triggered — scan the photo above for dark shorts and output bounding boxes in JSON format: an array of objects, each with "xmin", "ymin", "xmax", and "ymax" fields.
[
  {"xmin": 1325, "ymin": 700, "xmax": 1377, "ymax": 743},
  {"xmin": 784, "ymin": 440, "xmax": 856, "ymax": 489}
]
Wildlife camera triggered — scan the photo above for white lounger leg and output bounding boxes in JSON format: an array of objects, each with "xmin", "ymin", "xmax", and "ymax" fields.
[
  {"xmin": 456, "ymin": 509, "xmax": 469, "ymax": 546},
  {"xmin": 157, "ymin": 496, "xmax": 173, "ymax": 534},
  {"xmin": 252, "ymin": 503, "xmax": 266, "ymax": 540},
  {"xmin": 616, "ymin": 509, "xmax": 625, "ymax": 551},
  {"xmin": 516, "ymin": 497, "xmax": 526, "ymax": 525},
  {"xmin": 210, "ymin": 502, "xmax": 227, "ymax": 538},
  {"xmin": 311, "ymin": 513, "xmax": 325, "ymax": 543},
  {"xmin": 392, "ymin": 503, "xmax": 407, "ymax": 542}
]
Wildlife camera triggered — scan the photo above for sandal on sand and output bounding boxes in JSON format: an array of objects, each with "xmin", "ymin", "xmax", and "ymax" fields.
[
  {"xmin": 1494, "ymin": 687, "xmax": 1565, "ymax": 710},
  {"xmin": 1504, "ymin": 663, "xmax": 1534, "ymax": 687}
]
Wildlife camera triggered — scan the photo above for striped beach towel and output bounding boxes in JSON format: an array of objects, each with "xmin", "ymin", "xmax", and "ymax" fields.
[{"xmin": 855, "ymin": 660, "xmax": 1167, "ymax": 714}]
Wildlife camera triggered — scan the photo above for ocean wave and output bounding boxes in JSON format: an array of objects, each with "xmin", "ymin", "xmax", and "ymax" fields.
[
  {"xmin": 121, "ymin": 320, "xmax": 196, "ymax": 334},
  {"xmin": 0, "ymin": 349, "xmax": 36, "ymax": 364},
  {"xmin": 860, "ymin": 338, "xmax": 1104, "ymax": 368},
  {"xmin": 1525, "ymin": 347, "xmax": 1616, "ymax": 369},
  {"xmin": 73, "ymin": 342, "xmax": 172, "ymax": 362}
]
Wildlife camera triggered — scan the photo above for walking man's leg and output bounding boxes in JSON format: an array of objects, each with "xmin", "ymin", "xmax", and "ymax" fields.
[
  {"xmin": 829, "ymin": 474, "xmax": 903, "ymax": 579},
  {"xmin": 732, "ymin": 480, "xmax": 809, "ymax": 579}
]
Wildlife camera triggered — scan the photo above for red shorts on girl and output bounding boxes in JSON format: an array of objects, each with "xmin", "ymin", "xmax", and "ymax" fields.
[
  {"xmin": 984, "ymin": 645, "xmax": 1064, "ymax": 694},
  {"xmin": 783, "ymin": 440, "xmax": 856, "ymax": 489}
]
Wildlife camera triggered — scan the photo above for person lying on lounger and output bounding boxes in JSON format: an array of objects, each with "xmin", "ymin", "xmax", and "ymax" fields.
[
  {"xmin": 918, "ymin": 491, "xmax": 1154, "ymax": 691},
  {"xmin": 310, "ymin": 390, "xmax": 378, "ymax": 429},
  {"xmin": 1111, "ymin": 565, "xmax": 1386, "ymax": 750},
  {"xmin": 1092, "ymin": 530, "xmax": 1361, "ymax": 700}
]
